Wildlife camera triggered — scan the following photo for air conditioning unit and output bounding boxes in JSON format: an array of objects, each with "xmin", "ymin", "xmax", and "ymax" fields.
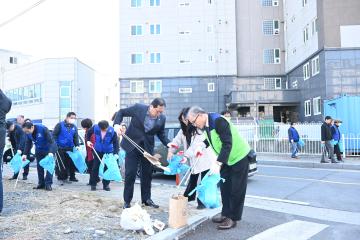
[
  {"xmin": 275, "ymin": 58, "xmax": 280, "ymax": 64},
  {"xmin": 274, "ymin": 29, "xmax": 280, "ymax": 35},
  {"xmin": 273, "ymin": 0, "xmax": 279, "ymax": 6}
]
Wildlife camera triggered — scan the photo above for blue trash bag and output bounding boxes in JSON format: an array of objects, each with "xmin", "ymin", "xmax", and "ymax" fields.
[
  {"xmin": 338, "ymin": 140, "xmax": 343, "ymax": 152},
  {"xmin": 164, "ymin": 155, "xmax": 190, "ymax": 175},
  {"xmin": 99, "ymin": 153, "xmax": 122, "ymax": 182},
  {"xmin": 67, "ymin": 148, "xmax": 87, "ymax": 174},
  {"xmin": 9, "ymin": 152, "xmax": 30, "ymax": 174},
  {"xmin": 39, "ymin": 155, "xmax": 55, "ymax": 175},
  {"xmin": 298, "ymin": 139, "xmax": 305, "ymax": 147},
  {"xmin": 189, "ymin": 173, "xmax": 224, "ymax": 209},
  {"xmin": 118, "ymin": 149, "xmax": 126, "ymax": 167}
]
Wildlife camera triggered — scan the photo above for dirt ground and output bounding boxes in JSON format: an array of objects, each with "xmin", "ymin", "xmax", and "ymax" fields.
[{"xmin": 0, "ymin": 180, "xmax": 167, "ymax": 240}]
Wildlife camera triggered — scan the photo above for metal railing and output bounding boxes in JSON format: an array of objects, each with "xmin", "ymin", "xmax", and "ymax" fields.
[{"xmin": 233, "ymin": 122, "xmax": 360, "ymax": 157}]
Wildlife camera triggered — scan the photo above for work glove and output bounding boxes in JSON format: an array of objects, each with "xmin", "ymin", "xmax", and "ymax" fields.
[
  {"xmin": 209, "ymin": 162, "xmax": 222, "ymax": 175},
  {"xmin": 48, "ymin": 153, "xmax": 54, "ymax": 157},
  {"xmin": 21, "ymin": 155, "xmax": 27, "ymax": 161},
  {"xmin": 87, "ymin": 141, "xmax": 94, "ymax": 148},
  {"xmin": 17, "ymin": 150, "xmax": 22, "ymax": 155}
]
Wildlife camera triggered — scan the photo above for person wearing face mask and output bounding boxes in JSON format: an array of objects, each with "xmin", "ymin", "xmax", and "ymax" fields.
[
  {"xmin": 22, "ymin": 121, "xmax": 57, "ymax": 191},
  {"xmin": 113, "ymin": 98, "xmax": 170, "ymax": 209},
  {"xmin": 86, "ymin": 120, "xmax": 119, "ymax": 191},
  {"xmin": 331, "ymin": 120, "xmax": 343, "ymax": 162},
  {"xmin": 186, "ymin": 106, "xmax": 253, "ymax": 230},
  {"xmin": 53, "ymin": 112, "xmax": 80, "ymax": 184}
]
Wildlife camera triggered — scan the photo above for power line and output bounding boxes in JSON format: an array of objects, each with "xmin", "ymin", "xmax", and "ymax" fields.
[{"xmin": 0, "ymin": 0, "xmax": 47, "ymax": 29}]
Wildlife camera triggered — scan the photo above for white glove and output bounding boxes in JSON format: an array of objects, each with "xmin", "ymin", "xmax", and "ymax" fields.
[
  {"xmin": 17, "ymin": 150, "xmax": 22, "ymax": 154},
  {"xmin": 209, "ymin": 162, "xmax": 222, "ymax": 175},
  {"xmin": 48, "ymin": 153, "xmax": 54, "ymax": 157},
  {"xmin": 114, "ymin": 154, "xmax": 119, "ymax": 160},
  {"xmin": 114, "ymin": 124, "xmax": 122, "ymax": 135},
  {"xmin": 87, "ymin": 141, "xmax": 93, "ymax": 148},
  {"xmin": 22, "ymin": 155, "xmax": 27, "ymax": 161}
]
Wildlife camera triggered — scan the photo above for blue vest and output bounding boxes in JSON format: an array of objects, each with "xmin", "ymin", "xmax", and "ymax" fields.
[
  {"xmin": 289, "ymin": 127, "xmax": 300, "ymax": 142},
  {"xmin": 56, "ymin": 121, "xmax": 76, "ymax": 148},
  {"xmin": 94, "ymin": 125, "xmax": 115, "ymax": 153},
  {"xmin": 332, "ymin": 125, "xmax": 341, "ymax": 141},
  {"xmin": 28, "ymin": 124, "xmax": 50, "ymax": 153}
]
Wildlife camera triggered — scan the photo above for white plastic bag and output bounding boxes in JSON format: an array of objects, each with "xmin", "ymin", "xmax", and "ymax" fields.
[{"xmin": 120, "ymin": 203, "xmax": 154, "ymax": 235}]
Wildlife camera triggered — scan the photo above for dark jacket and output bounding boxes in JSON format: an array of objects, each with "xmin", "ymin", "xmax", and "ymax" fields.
[
  {"xmin": 321, "ymin": 122, "xmax": 332, "ymax": 141},
  {"xmin": 331, "ymin": 125, "xmax": 341, "ymax": 141},
  {"xmin": 113, "ymin": 103, "xmax": 170, "ymax": 154},
  {"xmin": 8, "ymin": 124, "xmax": 26, "ymax": 152},
  {"xmin": 0, "ymin": 89, "xmax": 12, "ymax": 128},
  {"xmin": 288, "ymin": 127, "xmax": 300, "ymax": 142},
  {"xmin": 24, "ymin": 125, "xmax": 57, "ymax": 155},
  {"xmin": 53, "ymin": 121, "xmax": 79, "ymax": 150}
]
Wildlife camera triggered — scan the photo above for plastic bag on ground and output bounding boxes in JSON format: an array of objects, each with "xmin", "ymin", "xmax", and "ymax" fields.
[
  {"xmin": 67, "ymin": 148, "xmax": 87, "ymax": 174},
  {"xmin": 10, "ymin": 152, "xmax": 30, "ymax": 174},
  {"xmin": 189, "ymin": 172, "xmax": 224, "ymax": 209},
  {"xmin": 39, "ymin": 155, "xmax": 55, "ymax": 175},
  {"xmin": 99, "ymin": 153, "xmax": 122, "ymax": 182},
  {"xmin": 120, "ymin": 203, "xmax": 154, "ymax": 235},
  {"xmin": 164, "ymin": 155, "xmax": 190, "ymax": 175}
]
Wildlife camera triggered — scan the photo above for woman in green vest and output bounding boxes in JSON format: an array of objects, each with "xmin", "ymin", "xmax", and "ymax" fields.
[{"xmin": 186, "ymin": 106, "xmax": 253, "ymax": 230}]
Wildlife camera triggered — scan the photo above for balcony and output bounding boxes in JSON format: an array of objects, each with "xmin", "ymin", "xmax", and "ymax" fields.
[{"xmin": 226, "ymin": 89, "xmax": 300, "ymax": 105}]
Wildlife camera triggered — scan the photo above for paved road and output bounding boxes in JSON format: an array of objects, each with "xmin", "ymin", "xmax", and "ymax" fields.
[{"xmin": 158, "ymin": 165, "xmax": 360, "ymax": 240}]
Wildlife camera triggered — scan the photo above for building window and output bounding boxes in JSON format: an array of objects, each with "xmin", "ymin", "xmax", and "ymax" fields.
[
  {"xmin": 150, "ymin": 0, "xmax": 160, "ymax": 6},
  {"xmin": 208, "ymin": 83, "xmax": 215, "ymax": 92},
  {"xmin": 313, "ymin": 97, "xmax": 321, "ymax": 115},
  {"xmin": 311, "ymin": 55, "xmax": 320, "ymax": 76},
  {"xmin": 131, "ymin": 25, "xmax": 143, "ymax": 35},
  {"xmin": 263, "ymin": 20, "xmax": 280, "ymax": 35},
  {"xmin": 208, "ymin": 0, "xmax": 213, "ymax": 4},
  {"xmin": 150, "ymin": 24, "xmax": 161, "ymax": 35},
  {"xmin": 150, "ymin": 53, "xmax": 161, "ymax": 64},
  {"xmin": 208, "ymin": 55, "xmax": 215, "ymax": 62},
  {"xmin": 207, "ymin": 25, "xmax": 214, "ymax": 33},
  {"xmin": 5, "ymin": 83, "xmax": 42, "ymax": 105},
  {"xmin": 59, "ymin": 81, "xmax": 72, "ymax": 120},
  {"xmin": 302, "ymin": 0, "xmax": 308, "ymax": 7},
  {"xmin": 131, "ymin": 53, "xmax": 143, "ymax": 64},
  {"xmin": 311, "ymin": 18, "xmax": 318, "ymax": 36},
  {"xmin": 304, "ymin": 100, "xmax": 311, "ymax": 117},
  {"xmin": 9, "ymin": 57, "xmax": 17, "ymax": 64},
  {"xmin": 263, "ymin": 49, "xmax": 280, "ymax": 64},
  {"xmin": 264, "ymin": 78, "xmax": 282, "ymax": 90},
  {"xmin": 303, "ymin": 25, "xmax": 309, "ymax": 43},
  {"xmin": 149, "ymin": 80, "xmax": 162, "ymax": 93},
  {"xmin": 130, "ymin": 81, "xmax": 144, "ymax": 93},
  {"xmin": 303, "ymin": 62, "xmax": 310, "ymax": 80},
  {"xmin": 131, "ymin": 0, "xmax": 142, "ymax": 7},
  {"xmin": 292, "ymin": 80, "xmax": 298, "ymax": 89},
  {"xmin": 262, "ymin": 0, "xmax": 278, "ymax": 6}
]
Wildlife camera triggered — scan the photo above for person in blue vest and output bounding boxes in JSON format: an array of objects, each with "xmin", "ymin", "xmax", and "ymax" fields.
[
  {"xmin": 22, "ymin": 121, "xmax": 57, "ymax": 191},
  {"xmin": 86, "ymin": 120, "xmax": 119, "ymax": 191},
  {"xmin": 331, "ymin": 120, "xmax": 343, "ymax": 162},
  {"xmin": 6, "ymin": 121, "xmax": 28, "ymax": 180},
  {"xmin": 53, "ymin": 112, "xmax": 80, "ymax": 184},
  {"xmin": 288, "ymin": 122, "xmax": 300, "ymax": 159}
]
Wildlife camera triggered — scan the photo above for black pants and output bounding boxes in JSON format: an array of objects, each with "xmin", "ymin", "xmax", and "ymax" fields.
[
  {"xmin": 90, "ymin": 152, "xmax": 110, "ymax": 187},
  {"xmin": 220, "ymin": 156, "xmax": 249, "ymax": 221},
  {"xmin": 56, "ymin": 149, "xmax": 76, "ymax": 180},
  {"xmin": 184, "ymin": 170, "xmax": 208, "ymax": 206},
  {"xmin": 14, "ymin": 164, "xmax": 30, "ymax": 178},
  {"xmin": 36, "ymin": 151, "xmax": 53, "ymax": 187},
  {"xmin": 124, "ymin": 149, "xmax": 153, "ymax": 203},
  {"xmin": 334, "ymin": 143, "xmax": 342, "ymax": 160}
]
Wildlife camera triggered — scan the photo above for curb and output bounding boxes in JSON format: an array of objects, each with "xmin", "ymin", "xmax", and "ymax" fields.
[
  {"xmin": 147, "ymin": 209, "xmax": 220, "ymax": 240},
  {"xmin": 258, "ymin": 159, "xmax": 360, "ymax": 170}
]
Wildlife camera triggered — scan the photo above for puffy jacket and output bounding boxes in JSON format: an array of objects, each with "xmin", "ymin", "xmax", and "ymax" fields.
[{"xmin": 0, "ymin": 89, "xmax": 12, "ymax": 128}]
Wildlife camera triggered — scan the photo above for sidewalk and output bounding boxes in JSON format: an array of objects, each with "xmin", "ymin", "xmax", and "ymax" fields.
[
  {"xmin": 1, "ymin": 164, "xmax": 219, "ymax": 240},
  {"xmin": 257, "ymin": 153, "xmax": 360, "ymax": 170}
]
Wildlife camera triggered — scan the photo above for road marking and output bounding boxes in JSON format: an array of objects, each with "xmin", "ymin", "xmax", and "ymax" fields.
[
  {"xmin": 258, "ymin": 164, "xmax": 360, "ymax": 173},
  {"xmin": 255, "ymin": 174, "xmax": 360, "ymax": 186},
  {"xmin": 247, "ymin": 220, "xmax": 328, "ymax": 240},
  {"xmin": 246, "ymin": 195, "xmax": 310, "ymax": 206}
]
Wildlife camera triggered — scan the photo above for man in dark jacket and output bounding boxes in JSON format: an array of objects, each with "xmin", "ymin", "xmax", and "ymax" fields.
[
  {"xmin": 113, "ymin": 98, "xmax": 170, "ymax": 209},
  {"xmin": 0, "ymin": 89, "xmax": 12, "ymax": 214},
  {"xmin": 288, "ymin": 122, "xmax": 300, "ymax": 158},
  {"xmin": 331, "ymin": 120, "xmax": 343, "ymax": 162},
  {"xmin": 53, "ymin": 112, "xmax": 80, "ymax": 184},
  {"xmin": 6, "ymin": 121, "xmax": 28, "ymax": 180},
  {"xmin": 321, "ymin": 116, "xmax": 339, "ymax": 163}
]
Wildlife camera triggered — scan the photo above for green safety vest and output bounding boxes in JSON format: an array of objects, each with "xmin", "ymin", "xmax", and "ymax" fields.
[{"xmin": 206, "ymin": 116, "xmax": 251, "ymax": 166}]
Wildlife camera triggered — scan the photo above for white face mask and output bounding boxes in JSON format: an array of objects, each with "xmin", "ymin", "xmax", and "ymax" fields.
[
  {"xmin": 338, "ymin": 123, "xmax": 341, "ymax": 127},
  {"xmin": 68, "ymin": 119, "xmax": 76, "ymax": 124}
]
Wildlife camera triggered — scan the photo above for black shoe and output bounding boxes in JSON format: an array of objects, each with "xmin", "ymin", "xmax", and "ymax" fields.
[
  {"xmin": 332, "ymin": 160, "xmax": 340, "ymax": 163},
  {"xmin": 197, "ymin": 204, "xmax": 206, "ymax": 210},
  {"xmin": 103, "ymin": 185, "xmax": 110, "ymax": 191},
  {"xmin": 217, "ymin": 218, "xmax": 237, "ymax": 230},
  {"xmin": 22, "ymin": 176, "xmax": 28, "ymax": 180},
  {"xmin": 9, "ymin": 175, "xmax": 17, "ymax": 180},
  {"xmin": 212, "ymin": 213, "xmax": 226, "ymax": 223},
  {"xmin": 321, "ymin": 160, "xmax": 330, "ymax": 163},
  {"xmin": 143, "ymin": 199, "xmax": 159, "ymax": 208},
  {"xmin": 91, "ymin": 185, "xmax": 96, "ymax": 191},
  {"xmin": 69, "ymin": 177, "xmax": 79, "ymax": 182},
  {"xmin": 33, "ymin": 185, "xmax": 45, "ymax": 190},
  {"xmin": 45, "ymin": 185, "xmax": 52, "ymax": 191},
  {"xmin": 123, "ymin": 202, "xmax": 131, "ymax": 209}
]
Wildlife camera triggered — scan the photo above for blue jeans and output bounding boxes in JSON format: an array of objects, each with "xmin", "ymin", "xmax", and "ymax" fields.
[
  {"xmin": 0, "ymin": 127, "xmax": 6, "ymax": 212},
  {"xmin": 290, "ymin": 142, "xmax": 299, "ymax": 158}
]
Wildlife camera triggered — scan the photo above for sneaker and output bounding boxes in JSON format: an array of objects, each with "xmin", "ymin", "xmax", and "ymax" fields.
[
  {"xmin": 91, "ymin": 185, "xmax": 96, "ymax": 191},
  {"xmin": 22, "ymin": 176, "xmax": 28, "ymax": 180}
]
